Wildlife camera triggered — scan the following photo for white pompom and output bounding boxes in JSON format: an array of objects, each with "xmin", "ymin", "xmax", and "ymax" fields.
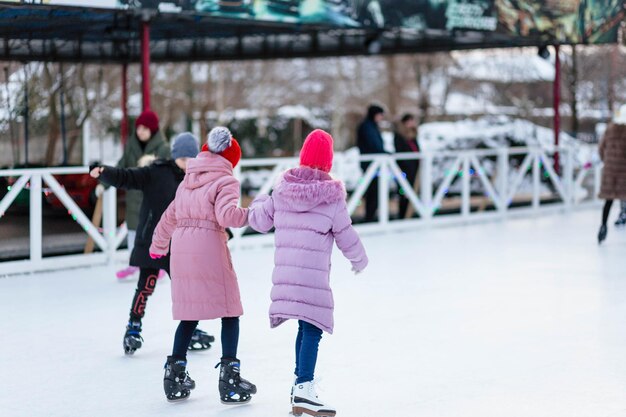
[{"xmin": 207, "ymin": 126, "xmax": 232, "ymax": 153}]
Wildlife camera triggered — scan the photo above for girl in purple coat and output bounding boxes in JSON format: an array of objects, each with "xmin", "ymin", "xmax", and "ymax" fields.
[{"xmin": 248, "ymin": 129, "xmax": 368, "ymax": 417}]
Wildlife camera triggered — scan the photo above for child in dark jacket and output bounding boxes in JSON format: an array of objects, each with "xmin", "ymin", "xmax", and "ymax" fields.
[{"xmin": 90, "ymin": 132, "xmax": 214, "ymax": 355}]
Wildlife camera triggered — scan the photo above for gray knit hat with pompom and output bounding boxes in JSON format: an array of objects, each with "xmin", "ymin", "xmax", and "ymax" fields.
[{"xmin": 207, "ymin": 126, "xmax": 232, "ymax": 153}]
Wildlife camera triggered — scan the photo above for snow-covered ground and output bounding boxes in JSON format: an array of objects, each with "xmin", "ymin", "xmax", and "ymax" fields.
[{"xmin": 2, "ymin": 208, "xmax": 626, "ymax": 417}]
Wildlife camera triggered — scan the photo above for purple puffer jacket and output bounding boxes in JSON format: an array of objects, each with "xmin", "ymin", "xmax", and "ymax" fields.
[{"xmin": 248, "ymin": 167, "xmax": 368, "ymax": 334}]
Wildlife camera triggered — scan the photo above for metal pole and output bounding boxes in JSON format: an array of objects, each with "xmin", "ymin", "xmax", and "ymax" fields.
[
  {"xmin": 420, "ymin": 153, "xmax": 433, "ymax": 220},
  {"xmin": 141, "ymin": 21, "xmax": 151, "ymax": 111},
  {"xmin": 29, "ymin": 173, "xmax": 42, "ymax": 262},
  {"xmin": 553, "ymin": 44, "xmax": 561, "ymax": 174},
  {"xmin": 378, "ymin": 157, "xmax": 389, "ymax": 226},
  {"xmin": 564, "ymin": 146, "xmax": 574, "ymax": 206},
  {"xmin": 497, "ymin": 147, "xmax": 508, "ymax": 214},
  {"xmin": 608, "ymin": 44, "xmax": 617, "ymax": 115},
  {"xmin": 59, "ymin": 63, "xmax": 68, "ymax": 165},
  {"xmin": 102, "ymin": 187, "xmax": 117, "ymax": 265},
  {"xmin": 461, "ymin": 154, "xmax": 470, "ymax": 217},
  {"xmin": 4, "ymin": 66, "xmax": 17, "ymax": 164},
  {"xmin": 121, "ymin": 63, "xmax": 129, "ymax": 146},
  {"xmin": 532, "ymin": 150, "xmax": 541, "ymax": 209}
]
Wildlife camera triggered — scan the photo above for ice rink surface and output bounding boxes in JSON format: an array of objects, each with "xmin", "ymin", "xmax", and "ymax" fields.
[{"xmin": 2, "ymin": 208, "xmax": 626, "ymax": 417}]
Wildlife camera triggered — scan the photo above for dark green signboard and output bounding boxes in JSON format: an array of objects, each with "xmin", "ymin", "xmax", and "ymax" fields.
[{"xmin": 116, "ymin": 0, "xmax": 624, "ymax": 44}]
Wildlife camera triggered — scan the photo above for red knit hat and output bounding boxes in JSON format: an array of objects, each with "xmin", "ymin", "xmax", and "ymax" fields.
[
  {"xmin": 299, "ymin": 129, "xmax": 334, "ymax": 173},
  {"xmin": 135, "ymin": 110, "xmax": 159, "ymax": 135},
  {"xmin": 202, "ymin": 138, "xmax": 242, "ymax": 168}
]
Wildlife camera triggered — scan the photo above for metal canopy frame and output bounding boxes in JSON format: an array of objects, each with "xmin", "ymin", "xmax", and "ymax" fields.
[{"xmin": 0, "ymin": 2, "xmax": 566, "ymax": 63}]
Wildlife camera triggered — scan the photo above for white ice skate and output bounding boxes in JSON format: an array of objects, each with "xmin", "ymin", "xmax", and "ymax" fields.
[{"xmin": 291, "ymin": 381, "xmax": 336, "ymax": 417}]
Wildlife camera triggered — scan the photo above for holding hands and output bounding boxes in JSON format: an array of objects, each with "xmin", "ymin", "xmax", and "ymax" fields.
[{"xmin": 89, "ymin": 166, "xmax": 104, "ymax": 178}]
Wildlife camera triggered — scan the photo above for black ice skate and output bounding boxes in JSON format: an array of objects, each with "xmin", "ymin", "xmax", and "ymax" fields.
[
  {"xmin": 292, "ymin": 381, "xmax": 336, "ymax": 417},
  {"xmin": 598, "ymin": 224, "xmax": 608, "ymax": 244},
  {"xmin": 123, "ymin": 320, "xmax": 143, "ymax": 355},
  {"xmin": 216, "ymin": 358, "xmax": 256, "ymax": 404},
  {"xmin": 163, "ymin": 356, "xmax": 196, "ymax": 402},
  {"xmin": 188, "ymin": 328, "xmax": 214, "ymax": 351},
  {"xmin": 615, "ymin": 212, "xmax": 626, "ymax": 227}
]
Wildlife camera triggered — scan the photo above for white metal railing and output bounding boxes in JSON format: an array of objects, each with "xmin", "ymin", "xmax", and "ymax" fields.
[
  {"xmin": 0, "ymin": 167, "xmax": 123, "ymax": 274},
  {"xmin": 0, "ymin": 145, "xmax": 601, "ymax": 274},
  {"xmin": 235, "ymin": 145, "xmax": 601, "ymax": 236}
]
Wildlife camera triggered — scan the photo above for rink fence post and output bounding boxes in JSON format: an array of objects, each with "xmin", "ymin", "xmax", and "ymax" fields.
[
  {"xmin": 378, "ymin": 156, "xmax": 389, "ymax": 226},
  {"xmin": 461, "ymin": 154, "xmax": 471, "ymax": 218},
  {"xmin": 497, "ymin": 147, "xmax": 508, "ymax": 214},
  {"xmin": 102, "ymin": 186, "xmax": 117, "ymax": 265},
  {"xmin": 420, "ymin": 153, "xmax": 433, "ymax": 220},
  {"xmin": 532, "ymin": 149, "xmax": 541, "ymax": 210},
  {"xmin": 564, "ymin": 146, "xmax": 574, "ymax": 207},
  {"xmin": 29, "ymin": 173, "xmax": 42, "ymax": 263}
]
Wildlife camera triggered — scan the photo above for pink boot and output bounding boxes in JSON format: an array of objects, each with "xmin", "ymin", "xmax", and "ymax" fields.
[{"xmin": 116, "ymin": 266, "xmax": 139, "ymax": 280}]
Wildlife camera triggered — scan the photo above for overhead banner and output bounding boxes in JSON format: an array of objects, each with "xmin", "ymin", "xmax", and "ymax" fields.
[{"xmin": 40, "ymin": 0, "xmax": 624, "ymax": 44}]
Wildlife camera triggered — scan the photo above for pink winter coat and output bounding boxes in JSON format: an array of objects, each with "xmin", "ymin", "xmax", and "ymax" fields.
[
  {"xmin": 150, "ymin": 152, "xmax": 248, "ymax": 320},
  {"xmin": 248, "ymin": 167, "xmax": 368, "ymax": 334}
]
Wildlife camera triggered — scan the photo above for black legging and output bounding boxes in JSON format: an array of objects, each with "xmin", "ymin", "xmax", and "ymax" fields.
[
  {"xmin": 129, "ymin": 268, "xmax": 162, "ymax": 322},
  {"xmin": 172, "ymin": 317, "xmax": 240, "ymax": 361},
  {"xmin": 602, "ymin": 199, "xmax": 614, "ymax": 226}
]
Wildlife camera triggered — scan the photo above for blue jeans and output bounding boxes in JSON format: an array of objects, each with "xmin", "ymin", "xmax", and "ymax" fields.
[{"xmin": 295, "ymin": 320, "xmax": 323, "ymax": 384}]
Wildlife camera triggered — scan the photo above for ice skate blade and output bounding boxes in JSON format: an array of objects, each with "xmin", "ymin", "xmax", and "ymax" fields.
[
  {"xmin": 220, "ymin": 398, "xmax": 251, "ymax": 405},
  {"xmin": 188, "ymin": 343, "xmax": 211, "ymax": 351},
  {"xmin": 166, "ymin": 396, "xmax": 190, "ymax": 403},
  {"xmin": 292, "ymin": 406, "xmax": 336, "ymax": 417}
]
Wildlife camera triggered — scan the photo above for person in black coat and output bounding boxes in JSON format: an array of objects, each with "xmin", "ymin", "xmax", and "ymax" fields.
[
  {"xmin": 357, "ymin": 104, "xmax": 386, "ymax": 222},
  {"xmin": 393, "ymin": 113, "xmax": 420, "ymax": 219},
  {"xmin": 90, "ymin": 132, "xmax": 215, "ymax": 355}
]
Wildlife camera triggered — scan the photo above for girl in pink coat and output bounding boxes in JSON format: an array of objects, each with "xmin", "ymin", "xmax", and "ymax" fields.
[
  {"xmin": 149, "ymin": 127, "xmax": 256, "ymax": 404},
  {"xmin": 248, "ymin": 129, "xmax": 368, "ymax": 417}
]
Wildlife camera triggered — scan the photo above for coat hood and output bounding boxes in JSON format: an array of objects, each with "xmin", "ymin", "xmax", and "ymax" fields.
[
  {"xmin": 273, "ymin": 167, "xmax": 346, "ymax": 212},
  {"xmin": 183, "ymin": 151, "xmax": 233, "ymax": 190}
]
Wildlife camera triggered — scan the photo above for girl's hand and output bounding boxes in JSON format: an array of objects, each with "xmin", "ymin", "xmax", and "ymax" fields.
[{"xmin": 90, "ymin": 167, "xmax": 104, "ymax": 178}]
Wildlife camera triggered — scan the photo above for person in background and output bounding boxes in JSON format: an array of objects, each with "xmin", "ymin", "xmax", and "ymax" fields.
[
  {"xmin": 393, "ymin": 113, "xmax": 420, "ymax": 219},
  {"xmin": 597, "ymin": 104, "xmax": 626, "ymax": 244},
  {"xmin": 116, "ymin": 109, "xmax": 170, "ymax": 279},
  {"xmin": 357, "ymin": 104, "xmax": 386, "ymax": 222},
  {"xmin": 614, "ymin": 201, "xmax": 626, "ymax": 227},
  {"xmin": 90, "ymin": 133, "xmax": 215, "ymax": 355}
]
